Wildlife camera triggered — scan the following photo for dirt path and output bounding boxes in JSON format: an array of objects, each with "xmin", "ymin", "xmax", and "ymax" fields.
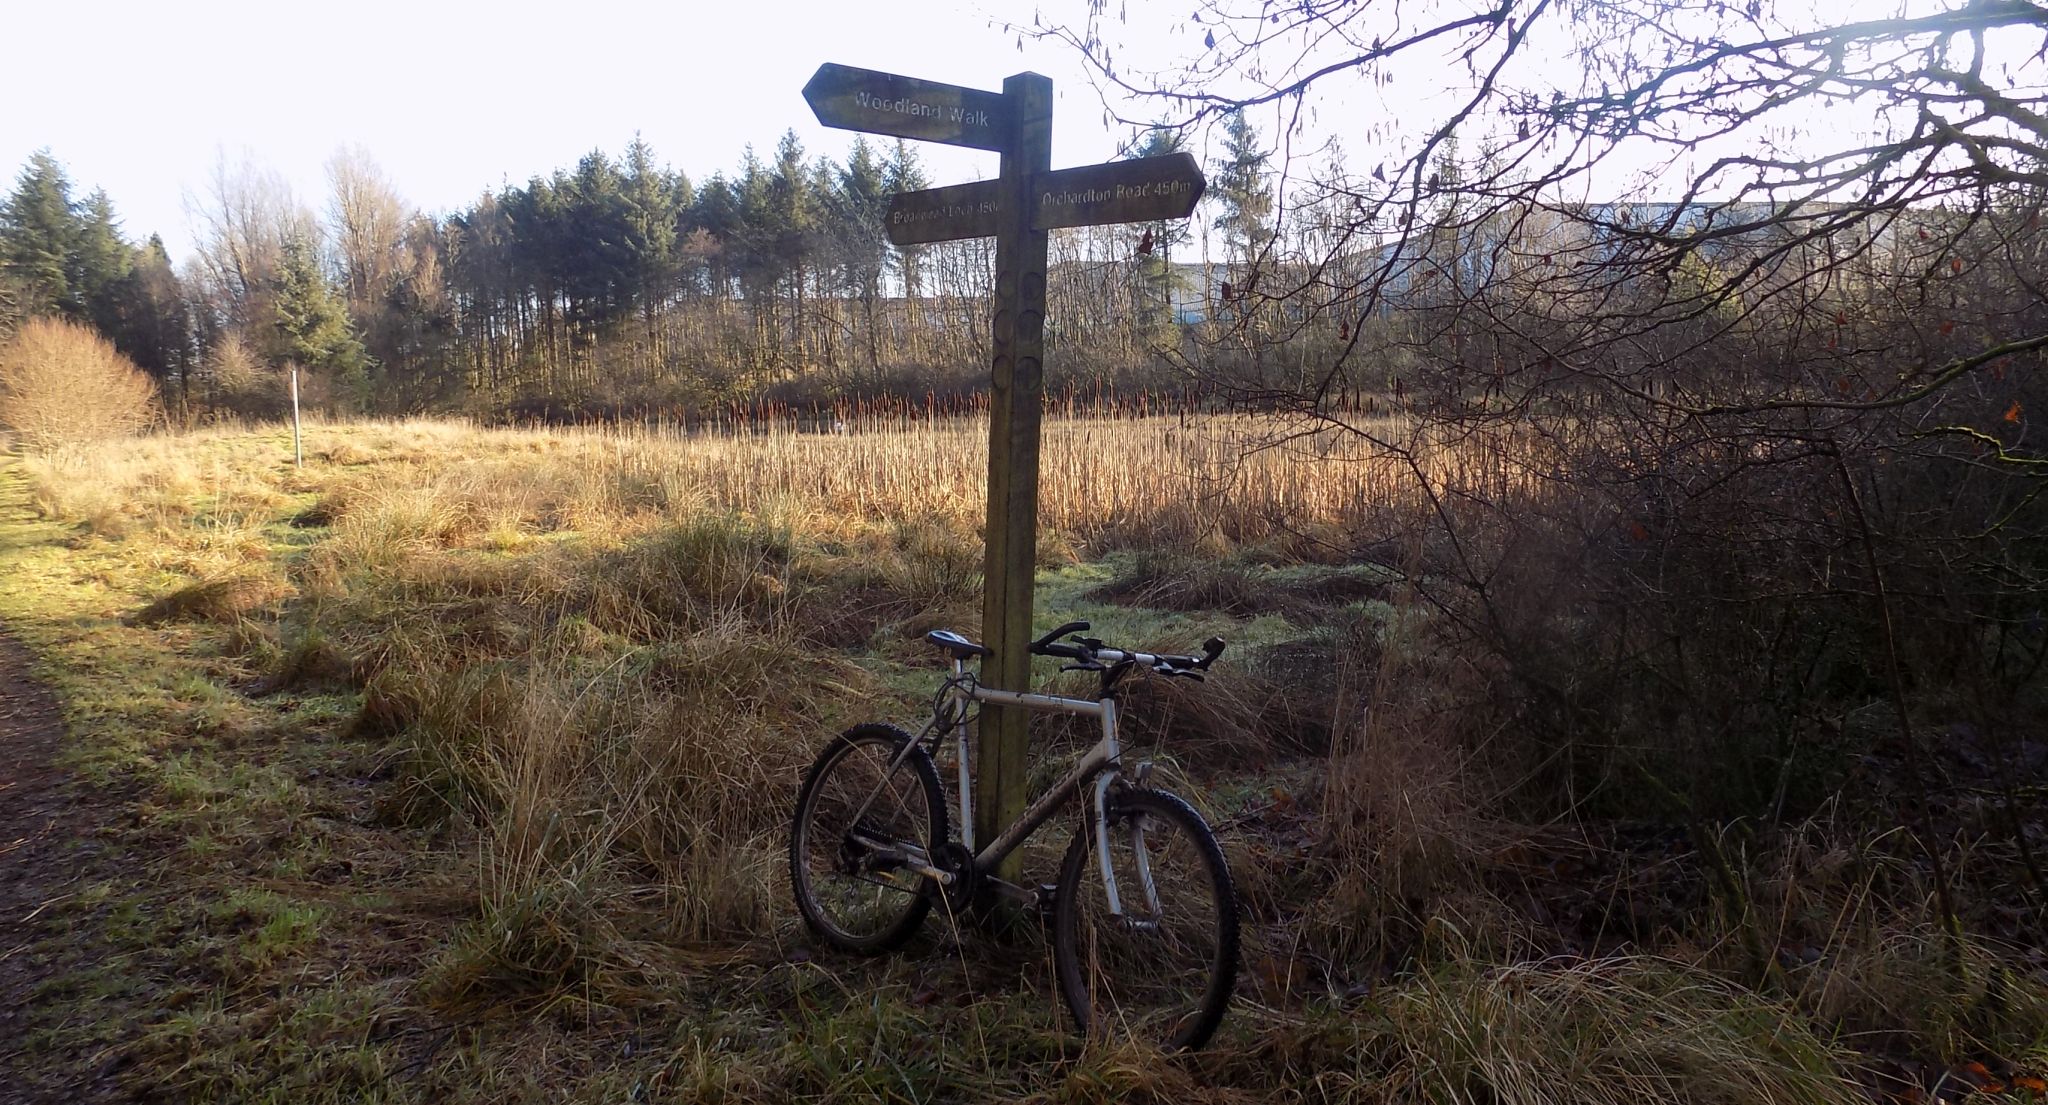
[{"xmin": 0, "ymin": 629, "xmax": 110, "ymax": 1102}]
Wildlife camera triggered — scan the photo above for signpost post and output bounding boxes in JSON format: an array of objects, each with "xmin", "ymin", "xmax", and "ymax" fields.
[
  {"xmin": 979, "ymin": 72, "xmax": 1052, "ymax": 870},
  {"xmin": 803, "ymin": 64, "xmax": 1205, "ymax": 887}
]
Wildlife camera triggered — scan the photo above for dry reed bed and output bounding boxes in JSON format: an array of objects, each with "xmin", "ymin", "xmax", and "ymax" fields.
[{"xmin": 25, "ymin": 414, "xmax": 1548, "ymax": 556}]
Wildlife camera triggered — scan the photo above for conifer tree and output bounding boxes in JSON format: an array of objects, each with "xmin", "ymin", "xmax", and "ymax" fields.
[
  {"xmin": 733, "ymin": 148, "xmax": 779, "ymax": 303},
  {"xmin": 1211, "ymin": 109, "xmax": 1274, "ymax": 267},
  {"xmin": 768, "ymin": 131, "xmax": 820, "ymax": 351},
  {"xmin": 623, "ymin": 135, "xmax": 681, "ymax": 334},
  {"xmin": 73, "ymin": 189, "xmax": 136, "ymax": 335},
  {"xmin": 0, "ymin": 152, "xmax": 80, "ymax": 315},
  {"xmin": 882, "ymin": 141, "xmax": 929, "ymax": 301},
  {"xmin": 106, "ymin": 235, "xmax": 192, "ymax": 397},
  {"xmin": 689, "ymin": 173, "xmax": 740, "ymax": 297},
  {"xmin": 834, "ymin": 137, "xmax": 892, "ymax": 375},
  {"xmin": 1129, "ymin": 126, "xmax": 1192, "ymax": 331},
  {"xmin": 270, "ymin": 235, "xmax": 370, "ymax": 407}
]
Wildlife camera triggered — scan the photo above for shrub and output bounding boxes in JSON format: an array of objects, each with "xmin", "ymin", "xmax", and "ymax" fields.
[
  {"xmin": 0, "ymin": 316, "xmax": 157, "ymax": 450},
  {"xmin": 204, "ymin": 332, "xmax": 289, "ymax": 421}
]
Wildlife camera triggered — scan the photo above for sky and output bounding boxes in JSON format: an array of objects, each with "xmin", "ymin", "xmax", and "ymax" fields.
[
  {"xmin": 5, "ymin": 0, "xmax": 2027, "ymax": 266},
  {"xmin": 0, "ymin": 0, "xmax": 1138, "ymax": 261}
]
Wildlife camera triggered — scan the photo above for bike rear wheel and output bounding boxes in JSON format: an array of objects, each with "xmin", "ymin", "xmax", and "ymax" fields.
[
  {"xmin": 1052, "ymin": 788, "xmax": 1239, "ymax": 1051},
  {"xmin": 789, "ymin": 724, "xmax": 949, "ymax": 953}
]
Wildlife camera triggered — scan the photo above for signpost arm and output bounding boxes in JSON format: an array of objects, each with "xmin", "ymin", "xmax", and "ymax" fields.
[{"xmin": 975, "ymin": 72, "xmax": 1052, "ymax": 881}]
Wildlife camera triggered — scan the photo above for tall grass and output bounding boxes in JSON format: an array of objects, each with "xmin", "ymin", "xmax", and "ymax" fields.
[
  {"xmin": 18, "ymin": 416, "xmax": 2038, "ymax": 1102},
  {"xmin": 24, "ymin": 414, "xmax": 1516, "ymax": 556}
]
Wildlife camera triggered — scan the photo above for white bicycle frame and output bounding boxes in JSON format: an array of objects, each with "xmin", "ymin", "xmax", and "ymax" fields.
[{"xmin": 853, "ymin": 652, "xmax": 1166, "ymax": 918}]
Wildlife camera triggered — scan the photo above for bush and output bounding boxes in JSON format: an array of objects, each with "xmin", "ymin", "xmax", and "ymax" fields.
[
  {"xmin": 0, "ymin": 316, "xmax": 157, "ymax": 450},
  {"xmin": 204, "ymin": 332, "xmax": 290, "ymax": 421}
]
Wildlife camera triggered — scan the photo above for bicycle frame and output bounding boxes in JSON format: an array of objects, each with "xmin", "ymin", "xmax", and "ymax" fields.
[{"xmin": 855, "ymin": 655, "xmax": 1161, "ymax": 918}]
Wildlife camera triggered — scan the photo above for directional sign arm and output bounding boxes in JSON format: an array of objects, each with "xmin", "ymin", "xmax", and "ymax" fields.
[
  {"xmin": 803, "ymin": 63, "xmax": 1011, "ymax": 152},
  {"xmin": 1032, "ymin": 152, "xmax": 1207, "ymax": 232},
  {"xmin": 882, "ymin": 153, "xmax": 1208, "ymax": 246},
  {"xmin": 885, "ymin": 180, "xmax": 1002, "ymax": 246}
]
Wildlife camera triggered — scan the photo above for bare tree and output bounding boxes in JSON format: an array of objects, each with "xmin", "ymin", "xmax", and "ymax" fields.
[
  {"xmin": 1031, "ymin": 0, "xmax": 2048, "ymax": 391},
  {"xmin": 326, "ymin": 145, "xmax": 407, "ymax": 312},
  {"xmin": 1030, "ymin": 0, "xmax": 2048, "ymax": 938},
  {"xmin": 186, "ymin": 149, "xmax": 317, "ymax": 332}
]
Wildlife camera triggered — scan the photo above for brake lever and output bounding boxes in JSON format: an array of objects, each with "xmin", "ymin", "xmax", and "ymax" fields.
[{"xmin": 1061, "ymin": 663, "xmax": 1105, "ymax": 674}]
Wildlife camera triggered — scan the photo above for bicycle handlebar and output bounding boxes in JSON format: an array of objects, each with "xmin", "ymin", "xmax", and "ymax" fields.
[
  {"xmin": 1031, "ymin": 620, "xmax": 1091, "ymax": 654},
  {"xmin": 1028, "ymin": 621, "xmax": 1226, "ymax": 677}
]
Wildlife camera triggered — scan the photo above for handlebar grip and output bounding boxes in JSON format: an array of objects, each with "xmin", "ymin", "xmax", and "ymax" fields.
[
  {"xmin": 1198, "ymin": 637, "xmax": 1226, "ymax": 669},
  {"xmin": 1029, "ymin": 620, "xmax": 1091, "ymax": 654}
]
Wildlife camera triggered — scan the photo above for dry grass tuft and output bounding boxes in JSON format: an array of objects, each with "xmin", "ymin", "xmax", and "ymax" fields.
[
  {"xmin": 1365, "ymin": 956, "xmax": 1869, "ymax": 1105},
  {"xmin": 1089, "ymin": 550, "xmax": 1283, "ymax": 615},
  {"xmin": 131, "ymin": 571, "xmax": 294, "ymax": 626},
  {"xmin": 262, "ymin": 627, "xmax": 357, "ymax": 691}
]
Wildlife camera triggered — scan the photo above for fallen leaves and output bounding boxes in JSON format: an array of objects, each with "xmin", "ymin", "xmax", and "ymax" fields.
[
  {"xmin": 1875, "ymin": 1058, "xmax": 2048, "ymax": 1103},
  {"xmin": 1960, "ymin": 1061, "xmax": 2004, "ymax": 1093}
]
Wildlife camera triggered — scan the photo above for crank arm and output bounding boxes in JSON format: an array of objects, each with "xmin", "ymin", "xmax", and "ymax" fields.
[{"xmin": 848, "ymin": 833, "xmax": 955, "ymax": 885}]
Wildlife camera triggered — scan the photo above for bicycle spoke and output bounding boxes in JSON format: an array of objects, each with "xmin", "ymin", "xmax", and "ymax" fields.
[
  {"xmin": 1056, "ymin": 791, "xmax": 1237, "ymax": 1051},
  {"xmin": 791, "ymin": 728, "xmax": 945, "ymax": 950}
]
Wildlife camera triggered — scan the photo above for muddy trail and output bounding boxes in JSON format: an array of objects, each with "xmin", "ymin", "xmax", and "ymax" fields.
[{"xmin": 0, "ymin": 629, "xmax": 120, "ymax": 1103}]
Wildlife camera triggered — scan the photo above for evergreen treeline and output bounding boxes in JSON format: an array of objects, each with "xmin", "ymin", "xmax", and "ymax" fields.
[
  {"xmin": 0, "ymin": 153, "xmax": 191, "ymax": 395},
  {"xmin": 0, "ymin": 125, "xmax": 1271, "ymax": 423}
]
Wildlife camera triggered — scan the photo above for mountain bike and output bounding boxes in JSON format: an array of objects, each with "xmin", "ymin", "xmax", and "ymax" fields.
[{"xmin": 787, "ymin": 619, "xmax": 1240, "ymax": 1052}]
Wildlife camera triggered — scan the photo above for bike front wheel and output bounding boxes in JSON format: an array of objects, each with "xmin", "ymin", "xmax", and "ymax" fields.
[
  {"xmin": 789, "ymin": 723, "xmax": 949, "ymax": 954},
  {"xmin": 1053, "ymin": 788, "xmax": 1239, "ymax": 1051}
]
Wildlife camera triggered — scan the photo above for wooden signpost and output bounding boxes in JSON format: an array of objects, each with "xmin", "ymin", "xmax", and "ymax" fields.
[{"xmin": 804, "ymin": 64, "xmax": 1205, "ymax": 880}]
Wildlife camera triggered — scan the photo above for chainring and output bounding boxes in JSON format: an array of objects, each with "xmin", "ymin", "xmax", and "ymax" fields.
[{"xmin": 931, "ymin": 841, "xmax": 980, "ymax": 915}]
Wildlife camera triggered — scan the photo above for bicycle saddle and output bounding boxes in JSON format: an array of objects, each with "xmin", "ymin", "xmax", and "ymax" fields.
[{"xmin": 925, "ymin": 629, "xmax": 991, "ymax": 659}]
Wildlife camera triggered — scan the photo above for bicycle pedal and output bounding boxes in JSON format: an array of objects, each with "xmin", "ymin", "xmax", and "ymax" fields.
[{"xmin": 1033, "ymin": 884, "xmax": 1059, "ymax": 922}]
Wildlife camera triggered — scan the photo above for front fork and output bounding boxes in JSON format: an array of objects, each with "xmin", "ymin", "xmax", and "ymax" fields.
[{"xmin": 1093, "ymin": 760, "xmax": 1164, "ymax": 923}]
